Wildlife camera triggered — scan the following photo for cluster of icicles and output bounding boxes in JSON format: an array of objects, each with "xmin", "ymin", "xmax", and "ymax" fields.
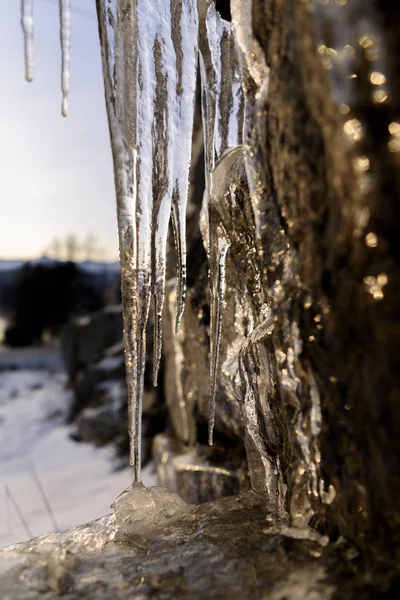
[
  {"xmin": 22, "ymin": 0, "xmax": 245, "ymax": 482},
  {"xmin": 21, "ymin": 0, "xmax": 70, "ymax": 116}
]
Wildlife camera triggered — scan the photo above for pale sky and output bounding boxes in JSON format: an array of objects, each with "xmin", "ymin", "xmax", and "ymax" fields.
[{"xmin": 0, "ymin": 0, "xmax": 118, "ymax": 260}]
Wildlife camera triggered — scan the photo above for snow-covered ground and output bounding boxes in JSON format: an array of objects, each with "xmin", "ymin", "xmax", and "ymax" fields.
[{"xmin": 0, "ymin": 346, "xmax": 155, "ymax": 549}]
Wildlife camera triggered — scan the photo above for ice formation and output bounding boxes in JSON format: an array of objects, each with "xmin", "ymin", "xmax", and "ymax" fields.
[
  {"xmin": 21, "ymin": 0, "xmax": 34, "ymax": 82},
  {"xmin": 11, "ymin": 0, "xmax": 400, "ymax": 584},
  {"xmin": 96, "ymin": 0, "xmax": 245, "ymax": 471},
  {"xmin": 113, "ymin": 482, "xmax": 189, "ymax": 535},
  {"xmin": 198, "ymin": 4, "xmax": 243, "ymax": 444},
  {"xmin": 97, "ymin": 0, "xmax": 198, "ymax": 480},
  {"xmin": 59, "ymin": 0, "xmax": 71, "ymax": 117}
]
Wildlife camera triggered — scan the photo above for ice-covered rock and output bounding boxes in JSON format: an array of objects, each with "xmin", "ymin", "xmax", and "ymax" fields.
[
  {"xmin": 113, "ymin": 482, "xmax": 190, "ymax": 536},
  {"xmin": 0, "ymin": 491, "xmax": 363, "ymax": 599}
]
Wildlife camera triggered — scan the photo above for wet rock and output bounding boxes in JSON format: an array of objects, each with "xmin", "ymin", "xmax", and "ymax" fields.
[
  {"xmin": 75, "ymin": 403, "xmax": 125, "ymax": 447},
  {"xmin": 60, "ymin": 305, "xmax": 123, "ymax": 380},
  {"xmin": 153, "ymin": 434, "xmax": 250, "ymax": 504},
  {"xmin": 67, "ymin": 351, "xmax": 126, "ymax": 421}
]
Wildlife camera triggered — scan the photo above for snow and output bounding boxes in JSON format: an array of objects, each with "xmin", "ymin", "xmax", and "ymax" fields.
[{"xmin": 0, "ymin": 347, "xmax": 155, "ymax": 549}]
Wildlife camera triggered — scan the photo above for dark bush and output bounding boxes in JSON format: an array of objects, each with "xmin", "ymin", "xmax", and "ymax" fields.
[{"xmin": 4, "ymin": 261, "xmax": 104, "ymax": 347}]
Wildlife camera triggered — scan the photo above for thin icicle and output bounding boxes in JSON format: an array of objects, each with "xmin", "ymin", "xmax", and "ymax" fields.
[
  {"xmin": 207, "ymin": 146, "xmax": 244, "ymax": 445},
  {"xmin": 170, "ymin": 0, "xmax": 198, "ymax": 336},
  {"xmin": 198, "ymin": 2, "xmax": 243, "ymax": 445},
  {"xmin": 171, "ymin": 202, "xmax": 186, "ymax": 336},
  {"xmin": 59, "ymin": 0, "xmax": 71, "ymax": 117},
  {"xmin": 208, "ymin": 230, "xmax": 230, "ymax": 445},
  {"xmin": 21, "ymin": 0, "xmax": 34, "ymax": 82},
  {"xmin": 97, "ymin": 0, "xmax": 198, "ymax": 479},
  {"xmin": 231, "ymin": 0, "xmax": 270, "ymax": 243},
  {"xmin": 199, "ymin": 5, "xmax": 243, "ymax": 196}
]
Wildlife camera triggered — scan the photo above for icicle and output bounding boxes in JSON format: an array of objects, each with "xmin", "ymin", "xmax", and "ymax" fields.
[
  {"xmin": 97, "ymin": 0, "xmax": 141, "ymax": 479},
  {"xmin": 198, "ymin": 2, "xmax": 243, "ymax": 445},
  {"xmin": 97, "ymin": 0, "xmax": 198, "ymax": 480},
  {"xmin": 208, "ymin": 228, "xmax": 230, "ymax": 445},
  {"xmin": 170, "ymin": 0, "xmax": 198, "ymax": 336},
  {"xmin": 199, "ymin": 4, "xmax": 243, "ymax": 197},
  {"xmin": 21, "ymin": 0, "xmax": 34, "ymax": 82},
  {"xmin": 152, "ymin": 0, "xmax": 199, "ymax": 383},
  {"xmin": 59, "ymin": 0, "xmax": 71, "ymax": 117},
  {"xmin": 231, "ymin": 0, "xmax": 269, "ymax": 90},
  {"xmin": 231, "ymin": 0, "xmax": 270, "ymax": 243},
  {"xmin": 208, "ymin": 145, "xmax": 245, "ymax": 445}
]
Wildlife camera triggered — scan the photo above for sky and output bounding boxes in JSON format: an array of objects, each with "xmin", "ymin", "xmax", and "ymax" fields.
[{"xmin": 0, "ymin": 0, "xmax": 118, "ymax": 260}]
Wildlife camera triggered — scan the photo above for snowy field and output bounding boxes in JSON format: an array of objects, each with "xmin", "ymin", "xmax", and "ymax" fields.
[{"xmin": 0, "ymin": 346, "xmax": 155, "ymax": 549}]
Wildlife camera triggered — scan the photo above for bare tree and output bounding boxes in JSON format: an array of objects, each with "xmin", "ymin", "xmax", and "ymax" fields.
[
  {"xmin": 83, "ymin": 233, "xmax": 97, "ymax": 260},
  {"xmin": 65, "ymin": 233, "xmax": 79, "ymax": 261},
  {"xmin": 43, "ymin": 233, "xmax": 109, "ymax": 262},
  {"xmin": 44, "ymin": 237, "xmax": 63, "ymax": 259}
]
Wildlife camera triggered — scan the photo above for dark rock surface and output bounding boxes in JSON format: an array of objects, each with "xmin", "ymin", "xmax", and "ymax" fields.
[{"xmin": 61, "ymin": 307, "xmax": 124, "ymax": 381}]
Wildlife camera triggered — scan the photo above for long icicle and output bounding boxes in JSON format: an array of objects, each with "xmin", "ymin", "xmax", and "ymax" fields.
[
  {"xmin": 97, "ymin": 0, "xmax": 141, "ymax": 479},
  {"xmin": 21, "ymin": 0, "xmax": 34, "ymax": 82},
  {"xmin": 97, "ymin": 0, "xmax": 198, "ymax": 479},
  {"xmin": 170, "ymin": 0, "xmax": 198, "ymax": 336},
  {"xmin": 59, "ymin": 0, "xmax": 71, "ymax": 116},
  {"xmin": 198, "ymin": 2, "xmax": 243, "ymax": 445}
]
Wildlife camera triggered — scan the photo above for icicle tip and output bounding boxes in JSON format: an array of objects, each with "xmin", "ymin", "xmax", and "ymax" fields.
[{"xmin": 62, "ymin": 98, "xmax": 68, "ymax": 117}]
